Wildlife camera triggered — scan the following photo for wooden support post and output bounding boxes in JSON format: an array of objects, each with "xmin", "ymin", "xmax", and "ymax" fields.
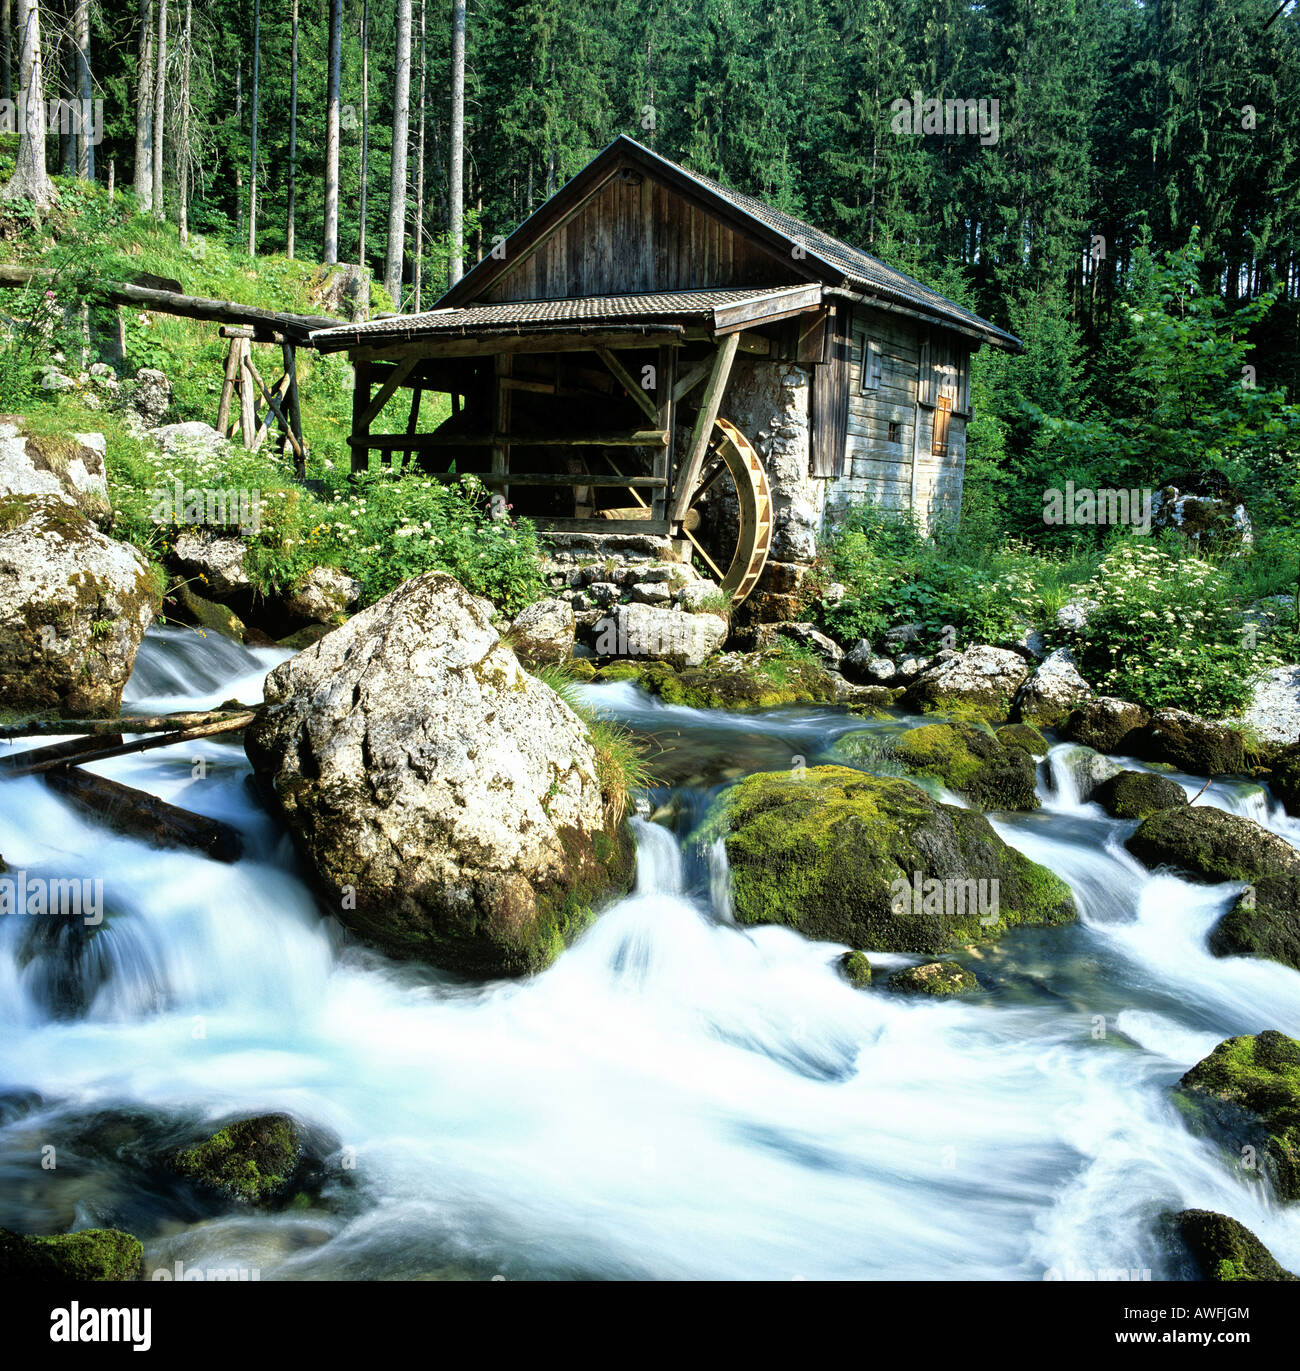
[
  {"xmin": 351, "ymin": 358, "xmax": 373, "ymax": 474},
  {"xmin": 282, "ymin": 342, "xmax": 306, "ymax": 480},
  {"xmin": 595, "ymin": 346, "xmax": 659, "ymax": 422},
  {"xmin": 216, "ymin": 335, "xmax": 241, "ymax": 435},
  {"xmin": 238, "ymin": 340, "xmax": 257, "ymax": 450},
  {"xmin": 492, "ymin": 353, "xmax": 511, "ymax": 504},
  {"xmin": 654, "ymin": 344, "xmax": 675, "ymax": 523},
  {"xmin": 403, "ymin": 385, "xmax": 423, "ymax": 469},
  {"xmin": 669, "ymin": 331, "xmax": 739, "ymax": 524}
]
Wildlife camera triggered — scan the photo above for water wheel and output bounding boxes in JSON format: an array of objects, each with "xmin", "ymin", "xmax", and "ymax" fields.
[{"xmin": 676, "ymin": 417, "xmax": 773, "ymax": 603}]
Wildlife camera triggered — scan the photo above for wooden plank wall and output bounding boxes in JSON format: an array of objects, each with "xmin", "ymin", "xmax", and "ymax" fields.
[
  {"xmin": 823, "ymin": 305, "xmax": 969, "ymax": 531},
  {"xmin": 482, "ymin": 173, "xmax": 803, "ymax": 302}
]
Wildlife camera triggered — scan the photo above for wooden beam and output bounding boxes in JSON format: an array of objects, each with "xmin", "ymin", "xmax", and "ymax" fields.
[
  {"xmin": 654, "ymin": 343, "xmax": 675, "ymax": 522},
  {"xmin": 712, "ymin": 284, "xmax": 823, "ymax": 333},
  {"xmin": 492, "ymin": 353, "xmax": 511, "ymax": 499},
  {"xmin": 216, "ymin": 335, "xmax": 241, "ymax": 435},
  {"xmin": 347, "ymin": 326, "xmax": 686, "ymax": 363},
  {"xmin": 357, "ymin": 355, "xmax": 419, "ymax": 430},
  {"xmin": 670, "ymin": 331, "xmax": 740, "ymax": 523},
  {"xmin": 441, "ymin": 472, "xmax": 667, "ymax": 488},
  {"xmin": 348, "ymin": 428, "xmax": 669, "ymax": 450},
  {"xmin": 671, "ymin": 355, "xmax": 714, "ymax": 404},
  {"xmin": 537, "ymin": 517, "xmax": 672, "ymax": 536},
  {"xmin": 595, "ymin": 347, "xmax": 659, "ymax": 422},
  {"xmin": 238, "ymin": 341, "xmax": 256, "ymax": 450}
]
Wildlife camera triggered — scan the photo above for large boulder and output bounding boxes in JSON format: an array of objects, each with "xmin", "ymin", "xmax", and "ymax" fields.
[
  {"xmin": 1151, "ymin": 486, "xmax": 1252, "ymax": 552},
  {"xmin": 595, "ymin": 650, "xmax": 838, "ymax": 711},
  {"xmin": 284, "ymin": 565, "xmax": 362, "ymax": 625},
  {"xmin": 1266, "ymin": 743, "xmax": 1300, "ymax": 817},
  {"xmin": 1091, "ymin": 769, "xmax": 1188, "ymax": 821},
  {"xmin": 1059, "ymin": 696, "xmax": 1149, "ymax": 754},
  {"xmin": 596, "ymin": 603, "xmax": 727, "ymax": 669},
  {"xmin": 245, "ymin": 571, "xmax": 633, "ymax": 977},
  {"xmin": 1209, "ymin": 874, "xmax": 1300, "ymax": 972},
  {"xmin": 0, "ymin": 422, "xmax": 109, "ymax": 520},
  {"xmin": 836, "ymin": 720, "xmax": 1039, "ymax": 812},
  {"xmin": 1125, "ymin": 806, "xmax": 1300, "ymax": 884},
  {"xmin": 0, "ymin": 1228, "xmax": 143, "ymax": 1280},
  {"xmin": 901, "ymin": 644, "xmax": 1033, "ymax": 722},
  {"xmin": 0, "ymin": 494, "xmax": 158, "ymax": 715},
  {"xmin": 508, "ymin": 597, "xmax": 575, "ymax": 668},
  {"xmin": 1135, "ymin": 708, "xmax": 1247, "ymax": 777},
  {"xmin": 1179, "ymin": 1031, "xmax": 1300, "ymax": 1203},
  {"xmin": 1173, "ymin": 1210, "xmax": 1296, "ymax": 1282},
  {"xmin": 696, "ymin": 766, "xmax": 1075, "ymax": 954},
  {"xmin": 1012, "ymin": 647, "xmax": 1092, "ymax": 728},
  {"xmin": 125, "ymin": 366, "xmax": 172, "ymax": 429},
  {"xmin": 1238, "ymin": 666, "xmax": 1300, "ymax": 749},
  {"xmin": 171, "ymin": 531, "xmax": 251, "ymax": 599}
]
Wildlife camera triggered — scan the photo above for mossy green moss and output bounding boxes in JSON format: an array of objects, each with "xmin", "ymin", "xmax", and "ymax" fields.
[
  {"xmin": 995, "ymin": 723, "xmax": 1050, "ymax": 757},
  {"xmin": 1174, "ymin": 1210, "xmax": 1296, "ymax": 1281},
  {"xmin": 849, "ymin": 721, "xmax": 1040, "ymax": 812},
  {"xmin": 1092, "ymin": 769, "xmax": 1188, "ymax": 821},
  {"xmin": 838, "ymin": 950, "xmax": 873, "ymax": 987},
  {"xmin": 889, "ymin": 961, "xmax": 979, "ymax": 997},
  {"xmin": 1266, "ymin": 744, "xmax": 1300, "ymax": 817},
  {"xmin": 1179, "ymin": 1031, "xmax": 1300, "ymax": 1202},
  {"xmin": 0, "ymin": 1227, "xmax": 143, "ymax": 1280},
  {"xmin": 1136, "ymin": 712, "xmax": 1247, "ymax": 777},
  {"xmin": 1126, "ymin": 806, "xmax": 1300, "ymax": 884},
  {"xmin": 696, "ymin": 766, "xmax": 1075, "ymax": 954},
  {"xmin": 594, "ymin": 652, "xmax": 837, "ymax": 711},
  {"xmin": 1209, "ymin": 874, "xmax": 1300, "ymax": 972},
  {"xmin": 172, "ymin": 1114, "xmax": 302, "ymax": 1205}
]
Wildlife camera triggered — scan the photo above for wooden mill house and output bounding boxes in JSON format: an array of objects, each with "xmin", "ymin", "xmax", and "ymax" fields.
[{"xmin": 311, "ymin": 135, "xmax": 1021, "ymax": 616}]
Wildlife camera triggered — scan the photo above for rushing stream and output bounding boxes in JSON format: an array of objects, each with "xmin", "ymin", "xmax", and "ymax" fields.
[{"xmin": 1, "ymin": 626, "xmax": 1298, "ymax": 1280}]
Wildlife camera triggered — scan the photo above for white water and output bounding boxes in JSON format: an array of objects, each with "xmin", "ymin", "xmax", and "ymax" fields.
[{"xmin": 1, "ymin": 630, "xmax": 1298, "ymax": 1279}]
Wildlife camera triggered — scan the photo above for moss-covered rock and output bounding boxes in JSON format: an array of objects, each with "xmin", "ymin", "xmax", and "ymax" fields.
[
  {"xmin": 1265, "ymin": 744, "xmax": 1300, "ymax": 817},
  {"xmin": 1209, "ymin": 874, "xmax": 1300, "ymax": 972},
  {"xmin": 1174, "ymin": 1210, "xmax": 1297, "ymax": 1281},
  {"xmin": 995, "ymin": 723, "xmax": 1050, "ymax": 757},
  {"xmin": 900, "ymin": 645, "xmax": 1033, "ymax": 723},
  {"xmin": 1135, "ymin": 709, "xmax": 1247, "ymax": 777},
  {"xmin": 595, "ymin": 651, "xmax": 837, "ymax": 711},
  {"xmin": 838, "ymin": 950, "xmax": 873, "ymax": 987},
  {"xmin": 1125, "ymin": 806, "xmax": 1300, "ymax": 884},
  {"xmin": 168, "ymin": 579, "xmax": 247, "ymax": 641},
  {"xmin": 1060, "ymin": 696, "xmax": 1149, "ymax": 754},
  {"xmin": 697, "ymin": 766, "xmax": 1076, "ymax": 954},
  {"xmin": 0, "ymin": 1227, "xmax": 142, "ymax": 1280},
  {"xmin": 1091, "ymin": 769, "xmax": 1188, "ymax": 821},
  {"xmin": 871, "ymin": 721, "xmax": 1040, "ymax": 812},
  {"xmin": 889, "ymin": 961, "xmax": 979, "ymax": 996},
  {"xmin": 1179, "ymin": 1031, "xmax": 1300, "ymax": 1202},
  {"xmin": 172, "ymin": 1114, "xmax": 303, "ymax": 1206}
]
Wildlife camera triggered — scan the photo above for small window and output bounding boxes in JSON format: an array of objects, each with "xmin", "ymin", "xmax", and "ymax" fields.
[
  {"xmin": 887, "ymin": 421, "xmax": 900, "ymax": 443},
  {"xmin": 854, "ymin": 327, "xmax": 882, "ymax": 393}
]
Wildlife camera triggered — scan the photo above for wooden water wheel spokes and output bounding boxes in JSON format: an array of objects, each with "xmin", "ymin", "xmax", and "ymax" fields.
[{"xmin": 679, "ymin": 416, "xmax": 772, "ymax": 603}]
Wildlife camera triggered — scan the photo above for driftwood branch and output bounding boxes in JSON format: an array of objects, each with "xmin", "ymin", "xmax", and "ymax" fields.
[
  {"xmin": 0, "ymin": 708, "xmax": 262, "ymax": 741},
  {"xmin": 0, "ymin": 712, "xmax": 259, "ymax": 777}
]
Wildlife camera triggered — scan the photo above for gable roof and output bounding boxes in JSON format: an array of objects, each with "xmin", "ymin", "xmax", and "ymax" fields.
[{"xmin": 438, "ymin": 134, "xmax": 1021, "ymax": 352}]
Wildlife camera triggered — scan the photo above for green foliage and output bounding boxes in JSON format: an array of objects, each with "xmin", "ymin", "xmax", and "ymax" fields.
[{"xmin": 1064, "ymin": 539, "xmax": 1268, "ymax": 715}]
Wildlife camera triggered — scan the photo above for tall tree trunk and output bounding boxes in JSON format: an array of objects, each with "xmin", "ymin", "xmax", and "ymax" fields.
[
  {"xmin": 233, "ymin": 62, "xmax": 242, "ymax": 241},
  {"xmin": 2, "ymin": 0, "xmax": 51, "ymax": 204},
  {"xmin": 286, "ymin": 0, "xmax": 297, "ymax": 258},
  {"xmin": 133, "ymin": 0, "xmax": 153, "ymax": 210},
  {"xmin": 447, "ymin": 0, "xmax": 465, "ymax": 285},
  {"xmin": 73, "ymin": 0, "xmax": 91, "ymax": 179},
  {"xmin": 247, "ymin": 0, "xmax": 258, "ymax": 255},
  {"xmin": 413, "ymin": 0, "xmax": 425, "ymax": 310},
  {"xmin": 322, "ymin": 0, "xmax": 341, "ymax": 264},
  {"xmin": 383, "ymin": 0, "xmax": 411, "ymax": 305},
  {"xmin": 59, "ymin": 9, "xmax": 75, "ymax": 177},
  {"xmin": 358, "ymin": 0, "xmax": 368, "ymax": 264},
  {"xmin": 177, "ymin": 0, "xmax": 190, "ymax": 242},
  {"xmin": 1, "ymin": 0, "xmax": 11, "ymax": 102},
  {"xmin": 151, "ymin": 0, "xmax": 166, "ymax": 219}
]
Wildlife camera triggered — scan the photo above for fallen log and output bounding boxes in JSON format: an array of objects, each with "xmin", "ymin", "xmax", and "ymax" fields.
[
  {"xmin": 43, "ymin": 767, "xmax": 243, "ymax": 862},
  {"xmin": 0, "ymin": 734, "xmax": 124, "ymax": 775},
  {"xmin": 0, "ymin": 712, "xmax": 259, "ymax": 777},
  {"xmin": 0, "ymin": 707, "xmax": 262, "ymax": 741}
]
